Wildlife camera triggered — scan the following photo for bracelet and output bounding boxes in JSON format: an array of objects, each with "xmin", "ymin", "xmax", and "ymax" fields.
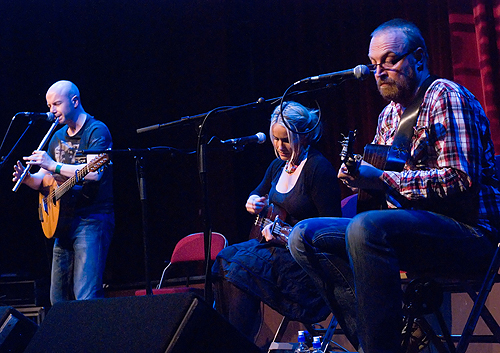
[{"xmin": 55, "ymin": 164, "xmax": 62, "ymax": 174}]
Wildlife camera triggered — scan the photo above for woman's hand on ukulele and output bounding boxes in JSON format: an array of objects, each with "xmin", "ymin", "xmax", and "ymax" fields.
[
  {"xmin": 261, "ymin": 223, "xmax": 288, "ymax": 246},
  {"xmin": 246, "ymin": 195, "xmax": 268, "ymax": 214}
]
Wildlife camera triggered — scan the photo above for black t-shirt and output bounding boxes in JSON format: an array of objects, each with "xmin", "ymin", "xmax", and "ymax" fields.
[{"xmin": 47, "ymin": 115, "xmax": 113, "ymax": 214}]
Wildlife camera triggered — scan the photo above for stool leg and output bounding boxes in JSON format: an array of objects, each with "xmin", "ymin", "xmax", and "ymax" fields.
[
  {"xmin": 267, "ymin": 316, "xmax": 290, "ymax": 353},
  {"xmin": 456, "ymin": 244, "xmax": 500, "ymax": 353},
  {"xmin": 321, "ymin": 316, "xmax": 339, "ymax": 352},
  {"xmin": 433, "ymin": 309, "xmax": 455, "ymax": 353}
]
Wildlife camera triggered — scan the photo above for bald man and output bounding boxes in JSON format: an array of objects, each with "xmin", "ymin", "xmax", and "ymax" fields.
[{"xmin": 13, "ymin": 80, "xmax": 114, "ymax": 304}]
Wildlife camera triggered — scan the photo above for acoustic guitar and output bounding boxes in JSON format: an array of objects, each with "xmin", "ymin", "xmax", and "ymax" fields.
[
  {"xmin": 249, "ymin": 202, "xmax": 292, "ymax": 244},
  {"xmin": 340, "ymin": 131, "xmax": 391, "ymax": 213},
  {"xmin": 38, "ymin": 154, "xmax": 110, "ymax": 238},
  {"xmin": 340, "ymin": 77, "xmax": 438, "ymax": 213}
]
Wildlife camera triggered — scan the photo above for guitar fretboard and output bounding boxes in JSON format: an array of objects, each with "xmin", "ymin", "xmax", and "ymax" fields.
[
  {"xmin": 53, "ymin": 164, "xmax": 91, "ymax": 201},
  {"xmin": 254, "ymin": 216, "xmax": 273, "ymax": 229},
  {"xmin": 43, "ymin": 154, "xmax": 108, "ymax": 204}
]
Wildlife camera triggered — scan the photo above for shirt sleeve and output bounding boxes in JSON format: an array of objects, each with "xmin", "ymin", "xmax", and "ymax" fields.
[
  {"xmin": 381, "ymin": 81, "xmax": 484, "ymax": 201},
  {"xmin": 250, "ymin": 159, "xmax": 282, "ymax": 197}
]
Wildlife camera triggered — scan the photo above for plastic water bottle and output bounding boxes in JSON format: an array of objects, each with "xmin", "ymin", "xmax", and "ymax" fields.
[
  {"xmin": 294, "ymin": 330, "xmax": 309, "ymax": 353},
  {"xmin": 312, "ymin": 336, "xmax": 323, "ymax": 352}
]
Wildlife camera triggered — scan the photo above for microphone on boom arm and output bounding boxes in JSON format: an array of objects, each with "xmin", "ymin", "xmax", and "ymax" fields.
[
  {"xmin": 294, "ymin": 64, "xmax": 371, "ymax": 85},
  {"xmin": 15, "ymin": 112, "xmax": 55, "ymax": 122},
  {"xmin": 220, "ymin": 132, "xmax": 267, "ymax": 146}
]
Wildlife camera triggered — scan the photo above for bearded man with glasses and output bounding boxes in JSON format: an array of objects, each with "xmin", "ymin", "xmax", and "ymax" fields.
[{"xmin": 288, "ymin": 18, "xmax": 500, "ymax": 353}]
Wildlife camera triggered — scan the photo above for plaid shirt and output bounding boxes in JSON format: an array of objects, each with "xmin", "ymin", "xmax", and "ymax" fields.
[{"xmin": 375, "ymin": 78, "xmax": 500, "ymax": 237}]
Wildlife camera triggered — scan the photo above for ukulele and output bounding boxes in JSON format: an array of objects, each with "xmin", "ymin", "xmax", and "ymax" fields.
[{"xmin": 249, "ymin": 202, "xmax": 292, "ymax": 244}]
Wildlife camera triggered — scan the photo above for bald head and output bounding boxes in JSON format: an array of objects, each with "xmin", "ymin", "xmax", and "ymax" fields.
[
  {"xmin": 46, "ymin": 80, "xmax": 80, "ymax": 102},
  {"xmin": 46, "ymin": 80, "xmax": 86, "ymax": 126}
]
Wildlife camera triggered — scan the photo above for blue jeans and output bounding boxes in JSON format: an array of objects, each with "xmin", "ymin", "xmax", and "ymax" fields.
[
  {"xmin": 289, "ymin": 210, "xmax": 495, "ymax": 353},
  {"xmin": 50, "ymin": 212, "xmax": 114, "ymax": 304},
  {"xmin": 288, "ymin": 217, "xmax": 359, "ymax": 348}
]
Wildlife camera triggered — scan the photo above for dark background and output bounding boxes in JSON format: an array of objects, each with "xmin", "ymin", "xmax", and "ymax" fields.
[{"xmin": 0, "ymin": 0, "xmax": 456, "ymax": 291}]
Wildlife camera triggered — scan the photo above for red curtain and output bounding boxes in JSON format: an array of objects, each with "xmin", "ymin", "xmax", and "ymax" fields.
[{"xmin": 449, "ymin": 0, "xmax": 500, "ymax": 153}]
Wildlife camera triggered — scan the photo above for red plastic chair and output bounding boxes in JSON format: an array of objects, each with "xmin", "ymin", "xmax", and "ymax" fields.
[{"xmin": 135, "ymin": 232, "xmax": 227, "ymax": 296}]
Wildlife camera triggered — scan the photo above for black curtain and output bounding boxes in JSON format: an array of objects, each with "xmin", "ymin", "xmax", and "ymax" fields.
[{"xmin": 0, "ymin": 0, "xmax": 453, "ymax": 287}]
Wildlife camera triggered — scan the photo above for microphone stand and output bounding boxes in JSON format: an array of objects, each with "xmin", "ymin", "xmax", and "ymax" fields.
[
  {"xmin": 136, "ymin": 155, "xmax": 151, "ymax": 295},
  {"xmin": 0, "ymin": 114, "xmax": 58, "ymax": 172},
  {"xmin": 136, "ymin": 86, "xmax": 335, "ymax": 134},
  {"xmin": 0, "ymin": 120, "xmax": 33, "ymax": 171},
  {"xmin": 197, "ymin": 133, "xmax": 213, "ymax": 302},
  {"xmin": 13, "ymin": 118, "xmax": 59, "ymax": 192},
  {"xmin": 78, "ymin": 147, "xmax": 183, "ymax": 296},
  {"xmin": 136, "ymin": 85, "xmax": 339, "ymax": 303}
]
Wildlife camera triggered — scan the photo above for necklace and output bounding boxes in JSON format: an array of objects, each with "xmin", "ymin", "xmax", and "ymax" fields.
[{"xmin": 284, "ymin": 161, "xmax": 298, "ymax": 174}]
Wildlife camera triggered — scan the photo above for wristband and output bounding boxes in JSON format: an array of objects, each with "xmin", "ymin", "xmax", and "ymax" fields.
[{"xmin": 55, "ymin": 164, "xmax": 62, "ymax": 174}]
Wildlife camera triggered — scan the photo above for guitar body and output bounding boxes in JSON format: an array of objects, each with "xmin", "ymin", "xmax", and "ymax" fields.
[
  {"xmin": 356, "ymin": 144, "xmax": 391, "ymax": 214},
  {"xmin": 37, "ymin": 154, "xmax": 110, "ymax": 239},
  {"xmin": 340, "ymin": 132, "xmax": 394, "ymax": 214},
  {"xmin": 249, "ymin": 203, "xmax": 288, "ymax": 242},
  {"xmin": 38, "ymin": 174, "xmax": 61, "ymax": 239}
]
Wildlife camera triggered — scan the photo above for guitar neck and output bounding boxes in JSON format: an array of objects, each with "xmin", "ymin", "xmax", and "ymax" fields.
[
  {"xmin": 53, "ymin": 164, "xmax": 90, "ymax": 201},
  {"xmin": 254, "ymin": 217, "xmax": 273, "ymax": 229}
]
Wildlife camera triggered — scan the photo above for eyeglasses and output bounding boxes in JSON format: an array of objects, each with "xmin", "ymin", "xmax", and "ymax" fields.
[{"xmin": 367, "ymin": 49, "xmax": 414, "ymax": 72}]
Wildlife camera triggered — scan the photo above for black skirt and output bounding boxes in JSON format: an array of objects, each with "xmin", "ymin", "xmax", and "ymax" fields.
[{"xmin": 212, "ymin": 239, "xmax": 330, "ymax": 323}]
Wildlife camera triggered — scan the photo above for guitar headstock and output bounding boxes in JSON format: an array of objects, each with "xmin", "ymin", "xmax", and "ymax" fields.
[
  {"xmin": 88, "ymin": 153, "xmax": 110, "ymax": 172},
  {"xmin": 339, "ymin": 130, "xmax": 362, "ymax": 175},
  {"xmin": 340, "ymin": 130, "xmax": 356, "ymax": 164}
]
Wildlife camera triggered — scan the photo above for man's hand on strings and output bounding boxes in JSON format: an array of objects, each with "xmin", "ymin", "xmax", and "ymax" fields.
[{"xmin": 338, "ymin": 160, "xmax": 385, "ymax": 190}]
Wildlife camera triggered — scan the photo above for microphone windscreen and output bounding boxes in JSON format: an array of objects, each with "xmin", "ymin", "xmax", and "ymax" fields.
[
  {"xmin": 354, "ymin": 65, "xmax": 371, "ymax": 80},
  {"xmin": 256, "ymin": 132, "xmax": 266, "ymax": 144}
]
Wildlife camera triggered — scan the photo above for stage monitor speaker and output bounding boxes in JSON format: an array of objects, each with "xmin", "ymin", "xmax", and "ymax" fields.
[
  {"xmin": 0, "ymin": 306, "xmax": 38, "ymax": 353},
  {"xmin": 24, "ymin": 292, "xmax": 260, "ymax": 353}
]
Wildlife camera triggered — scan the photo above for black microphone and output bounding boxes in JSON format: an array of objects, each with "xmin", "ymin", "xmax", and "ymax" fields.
[
  {"xmin": 221, "ymin": 132, "xmax": 266, "ymax": 146},
  {"xmin": 294, "ymin": 64, "xmax": 371, "ymax": 85},
  {"xmin": 15, "ymin": 112, "xmax": 55, "ymax": 122}
]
